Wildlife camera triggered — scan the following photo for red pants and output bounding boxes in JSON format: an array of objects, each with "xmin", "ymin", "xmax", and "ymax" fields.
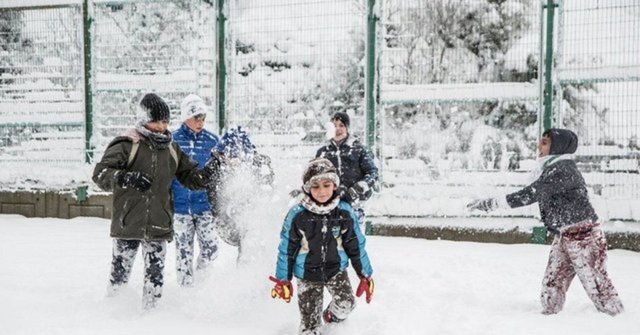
[{"xmin": 540, "ymin": 222, "xmax": 624, "ymax": 315}]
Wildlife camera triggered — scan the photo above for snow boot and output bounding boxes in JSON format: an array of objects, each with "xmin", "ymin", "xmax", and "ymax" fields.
[{"xmin": 323, "ymin": 309, "xmax": 344, "ymax": 324}]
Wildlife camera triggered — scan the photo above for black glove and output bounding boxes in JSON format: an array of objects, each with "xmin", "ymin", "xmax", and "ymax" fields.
[
  {"xmin": 202, "ymin": 151, "xmax": 224, "ymax": 181},
  {"xmin": 348, "ymin": 181, "xmax": 370, "ymax": 202},
  {"xmin": 338, "ymin": 184, "xmax": 353, "ymax": 202},
  {"xmin": 466, "ymin": 198, "xmax": 498, "ymax": 212},
  {"xmin": 117, "ymin": 171, "xmax": 152, "ymax": 192},
  {"xmin": 289, "ymin": 189, "xmax": 303, "ymax": 198}
]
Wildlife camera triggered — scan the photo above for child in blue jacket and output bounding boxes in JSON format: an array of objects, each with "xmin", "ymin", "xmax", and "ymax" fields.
[
  {"xmin": 171, "ymin": 94, "xmax": 220, "ymax": 286},
  {"xmin": 270, "ymin": 158, "xmax": 374, "ymax": 335}
]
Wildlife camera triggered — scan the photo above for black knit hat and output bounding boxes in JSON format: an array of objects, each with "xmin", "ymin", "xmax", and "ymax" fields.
[
  {"xmin": 302, "ymin": 158, "xmax": 340, "ymax": 193},
  {"xmin": 330, "ymin": 111, "xmax": 350, "ymax": 128},
  {"xmin": 138, "ymin": 93, "xmax": 170, "ymax": 123}
]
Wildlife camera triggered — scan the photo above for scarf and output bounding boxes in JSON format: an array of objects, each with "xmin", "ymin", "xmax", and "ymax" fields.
[
  {"xmin": 300, "ymin": 193, "xmax": 340, "ymax": 215},
  {"xmin": 135, "ymin": 123, "xmax": 172, "ymax": 149},
  {"xmin": 529, "ymin": 154, "xmax": 575, "ymax": 181}
]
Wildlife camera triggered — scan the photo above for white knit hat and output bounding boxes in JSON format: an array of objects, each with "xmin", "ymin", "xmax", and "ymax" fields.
[{"xmin": 180, "ymin": 94, "xmax": 207, "ymax": 121}]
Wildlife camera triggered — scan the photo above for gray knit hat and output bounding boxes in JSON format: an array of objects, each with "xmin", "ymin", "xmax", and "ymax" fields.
[{"xmin": 302, "ymin": 157, "xmax": 340, "ymax": 193}]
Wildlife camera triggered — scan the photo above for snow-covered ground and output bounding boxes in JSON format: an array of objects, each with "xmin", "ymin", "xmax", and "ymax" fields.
[{"xmin": 1, "ymin": 214, "xmax": 638, "ymax": 335}]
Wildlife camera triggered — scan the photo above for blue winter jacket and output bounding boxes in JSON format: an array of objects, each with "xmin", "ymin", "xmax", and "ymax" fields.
[
  {"xmin": 171, "ymin": 123, "xmax": 219, "ymax": 215},
  {"xmin": 275, "ymin": 200, "xmax": 373, "ymax": 282}
]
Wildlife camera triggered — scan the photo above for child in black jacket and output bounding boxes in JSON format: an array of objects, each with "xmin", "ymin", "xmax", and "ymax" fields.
[
  {"xmin": 270, "ymin": 158, "xmax": 374, "ymax": 335},
  {"xmin": 315, "ymin": 112, "xmax": 379, "ymax": 222},
  {"xmin": 468, "ymin": 128, "xmax": 623, "ymax": 316}
]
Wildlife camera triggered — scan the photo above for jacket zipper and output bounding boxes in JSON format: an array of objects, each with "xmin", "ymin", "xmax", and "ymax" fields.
[
  {"xmin": 334, "ymin": 142, "xmax": 342, "ymax": 177},
  {"xmin": 145, "ymin": 142, "xmax": 156, "ymax": 239},
  {"xmin": 321, "ymin": 215, "xmax": 328, "ymax": 282}
]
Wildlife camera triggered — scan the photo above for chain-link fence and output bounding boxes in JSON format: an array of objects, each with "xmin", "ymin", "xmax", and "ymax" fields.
[
  {"xmin": 1, "ymin": 0, "xmax": 640, "ymax": 219},
  {"xmin": 556, "ymin": 0, "xmax": 640, "ymax": 200},
  {"xmin": 0, "ymin": 1, "xmax": 217, "ymax": 187},
  {"xmin": 0, "ymin": 5, "xmax": 85, "ymax": 167},
  {"xmin": 225, "ymin": 0, "xmax": 366, "ymax": 166},
  {"xmin": 90, "ymin": 0, "xmax": 216, "ymax": 159},
  {"xmin": 376, "ymin": 0, "xmax": 541, "ymax": 216},
  {"xmin": 373, "ymin": 0, "xmax": 640, "ymax": 219}
]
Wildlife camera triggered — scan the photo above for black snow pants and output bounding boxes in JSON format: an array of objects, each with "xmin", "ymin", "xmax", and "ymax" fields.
[
  {"xmin": 297, "ymin": 270, "xmax": 355, "ymax": 335},
  {"xmin": 109, "ymin": 239, "xmax": 167, "ymax": 309}
]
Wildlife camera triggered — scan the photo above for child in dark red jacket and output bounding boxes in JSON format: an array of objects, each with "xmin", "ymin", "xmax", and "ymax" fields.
[
  {"xmin": 468, "ymin": 128, "xmax": 623, "ymax": 316},
  {"xmin": 270, "ymin": 158, "xmax": 374, "ymax": 335}
]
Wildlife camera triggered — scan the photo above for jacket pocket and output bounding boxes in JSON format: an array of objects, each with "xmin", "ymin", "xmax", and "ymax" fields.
[
  {"xmin": 114, "ymin": 193, "xmax": 130, "ymax": 227},
  {"xmin": 121, "ymin": 199, "xmax": 141, "ymax": 227}
]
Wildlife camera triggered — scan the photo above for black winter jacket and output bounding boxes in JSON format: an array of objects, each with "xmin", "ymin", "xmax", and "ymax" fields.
[
  {"xmin": 506, "ymin": 159, "xmax": 598, "ymax": 233},
  {"xmin": 315, "ymin": 135, "xmax": 378, "ymax": 202},
  {"xmin": 506, "ymin": 129, "xmax": 597, "ymax": 234}
]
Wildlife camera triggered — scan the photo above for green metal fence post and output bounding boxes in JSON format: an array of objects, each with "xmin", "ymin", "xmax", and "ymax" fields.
[
  {"xmin": 365, "ymin": 0, "xmax": 377, "ymax": 151},
  {"xmin": 216, "ymin": 0, "xmax": 227, "ymax": 134},
  {"xmin": 531, "ymin": 226, "xmax": 548, "ymax": 244},
  {"xmin": 82, "ymin": 0, "xmax": 94, "ymax": 163},
  {"xmin": 542, "ymin": 0, "xmax": 556, "ymax": 132}
]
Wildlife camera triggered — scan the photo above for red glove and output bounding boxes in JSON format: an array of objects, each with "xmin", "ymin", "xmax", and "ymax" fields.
[
  {"xmin": 269, "ymin": 276, "xmax": 293, "ymax": 303},
  {"xmin": 355, "ymin": 276, "xmax": 374, "ymax": 303}
]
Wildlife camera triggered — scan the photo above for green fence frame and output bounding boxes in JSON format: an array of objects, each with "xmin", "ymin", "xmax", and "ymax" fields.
[{"xmin": 1, "ymin": 0, "xmax": 640, "ymax": 220}]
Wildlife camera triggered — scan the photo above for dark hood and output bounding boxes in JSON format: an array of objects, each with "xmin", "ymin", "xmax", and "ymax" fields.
[{"xmin": 543, "ymin": 128, "xmax": 578, "ymax": 155}]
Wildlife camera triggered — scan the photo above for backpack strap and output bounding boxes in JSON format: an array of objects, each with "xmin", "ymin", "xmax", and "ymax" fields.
[
  {"xmin": 126, "ymin": 142, "xmax": 139, "ymax": 169},
  {"xmin": 168, "ymin": 143, "xmax": 179, "ymax": 166},
  {"xmin": 126, "ymin": 141, "xmax": 179, "ymax": 169}
]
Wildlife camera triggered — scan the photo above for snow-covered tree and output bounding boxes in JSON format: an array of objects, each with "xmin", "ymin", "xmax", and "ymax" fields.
[
  {"xmin": 456, "ymin": 0, "xmax": 532, "ymax": 82},
  {"xmin": 382, "ymin": 0, "xmax": 536, "ymax": 170},
  {"xmin": 227, "ymin": 1, "xmax": 364, "ymax": 140},
  {"xmin": 0, "ymin": 10, "xmax": 30, "ymax": 85},
  {"xmin": 95, "ymin": 1, "xmax": 206, "ymax": 74}
]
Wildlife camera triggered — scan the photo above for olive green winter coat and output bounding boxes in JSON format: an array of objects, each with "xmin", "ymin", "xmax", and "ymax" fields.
[{"xmin": 92, "ymin": 129, "xmax": 208, "ymax": 241}]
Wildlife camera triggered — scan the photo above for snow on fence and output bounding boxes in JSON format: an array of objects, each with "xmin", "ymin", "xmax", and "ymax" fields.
[
  {"xmin": 89, "ymin": 0, "xmax": 216, "ymax": 159},
  {"xmin": 1, "ymin": 0, "xmax": 640, "ymax": 221},
  {"xmin": 380, "ymin": 83, "xmax": 539, "ymax": 104},
  {"xmin": 375, "ymin": 0, "xmax": 640, "ymax": 219},
  {"xmin": 224, "ymin": 0, "xmax": 366, "ymax": 150},
  {"xmin": 0, "ymin": 4, "xmax": 85, "ymax": 169}
]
